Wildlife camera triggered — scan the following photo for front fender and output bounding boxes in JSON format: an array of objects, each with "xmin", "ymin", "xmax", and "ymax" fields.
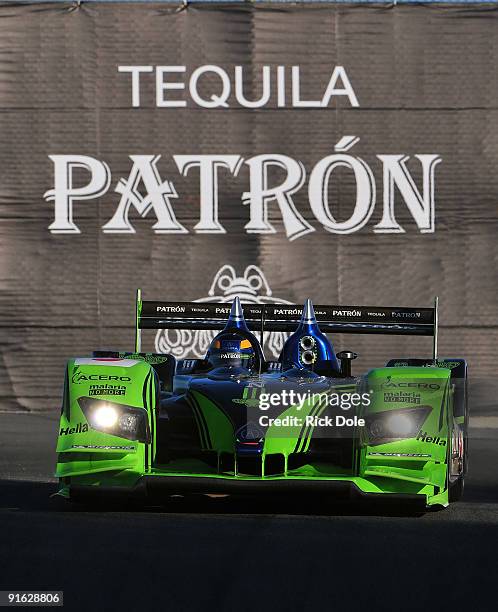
[
  {"xmin": 55, "ymin": 357, "xmax": 158, "ymax": 482},
  {"xmin": 358, "ymin": 367, "xmax": 452, "ymax": 501}
]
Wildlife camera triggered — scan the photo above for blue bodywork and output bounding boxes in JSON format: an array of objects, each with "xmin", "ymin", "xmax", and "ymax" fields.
[{"xmin": 281, "ymin": 299, "xmax": 340, "ymax": 372}]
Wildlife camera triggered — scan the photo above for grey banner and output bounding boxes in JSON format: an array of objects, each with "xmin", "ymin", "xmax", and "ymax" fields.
[{"xmin": 0, "ymin": 2, "xmax": 496, "ymax": 412}]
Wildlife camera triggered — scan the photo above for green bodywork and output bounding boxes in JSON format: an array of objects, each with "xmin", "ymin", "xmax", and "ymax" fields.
[{"xmin": 56, "ymin": 354, "xmax": 460, "ymax": 508}]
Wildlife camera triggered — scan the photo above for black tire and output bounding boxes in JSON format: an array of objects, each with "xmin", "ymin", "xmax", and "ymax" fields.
[
  {"xmin": 449, "ymin": 474, "xmax": 464, "ymax": 502},
  {"xmin": 448, "ymin": 364, "xmax": 468, "ymax": 502},
  {"xmin": 448, "ymin": 420, "xmax": 466, "ymax": 503},
  {"xmin": 448, "ymin": 422, "xmax": 467, "ymax": 503}
]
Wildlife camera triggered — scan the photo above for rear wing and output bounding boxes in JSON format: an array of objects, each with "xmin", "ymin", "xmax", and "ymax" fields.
[{"xmin": 134, "ymin": 290, "xmax": 439, "ymax": 360}]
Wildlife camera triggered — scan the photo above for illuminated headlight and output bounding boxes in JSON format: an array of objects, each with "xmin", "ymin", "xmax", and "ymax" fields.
[
  {"xmin": 78, "ymin": 397, "xmax": 150, "ymax": 443},
  {"xmin": 365, "ymin": 406, "xmax": 431, "ymax": 446},
  {"xmin": 93, "ymin": 405, "xmax": 119, "ymax": 429}
]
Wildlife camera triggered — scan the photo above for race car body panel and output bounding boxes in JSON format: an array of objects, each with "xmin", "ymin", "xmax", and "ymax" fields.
[{"xmin": 56, "ymin": 357, "xmax": 157, "ymax": 481}]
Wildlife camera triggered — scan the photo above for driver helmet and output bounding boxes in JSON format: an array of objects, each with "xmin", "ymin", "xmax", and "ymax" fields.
[
  {"xmin": 207, "ymin": 331, "xmax": 257, "ymax": 373},
  {"xmin": 205, "ymin": 297, "xmax": 260, "ymax": 374}
]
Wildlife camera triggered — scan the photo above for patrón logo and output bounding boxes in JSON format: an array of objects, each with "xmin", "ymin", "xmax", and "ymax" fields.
[{"xmin": 154, "ymin": 264, "xmax": 291, "ymax": 359}]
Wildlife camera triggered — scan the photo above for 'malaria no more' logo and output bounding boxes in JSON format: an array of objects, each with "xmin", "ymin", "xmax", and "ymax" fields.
[{"xmin": 154, "ymin": 265, "xmax": 291, "ymax": 359}]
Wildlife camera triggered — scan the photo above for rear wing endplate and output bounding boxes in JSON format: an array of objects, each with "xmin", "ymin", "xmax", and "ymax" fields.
[{"xmin": 134, "ymin": 290, "xmax": 439, "ymax": 360}]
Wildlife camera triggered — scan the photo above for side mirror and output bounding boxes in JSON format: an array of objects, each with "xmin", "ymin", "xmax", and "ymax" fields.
[{"xmin": 336, "ymin": 350, "xmax": 358, "ymax": 377}]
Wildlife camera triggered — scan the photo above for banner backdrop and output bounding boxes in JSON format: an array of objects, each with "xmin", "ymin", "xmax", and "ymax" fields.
[{"xmin": 0, "ymin": 2, "xmax": 497, "ymax": 411}]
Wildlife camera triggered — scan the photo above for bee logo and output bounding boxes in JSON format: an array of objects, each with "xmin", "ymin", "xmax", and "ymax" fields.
[{"xmin": 155, "ymin": 264, "xmax": 292, "ymax": 359}]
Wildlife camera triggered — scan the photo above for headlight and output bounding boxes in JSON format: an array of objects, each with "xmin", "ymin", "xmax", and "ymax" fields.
[
  {"xmin": 78, "ymin": 397, "xmax": 150, "ymax": 443},
  {"xmin": 386, "ymin": 413, "xmax": 413, "ymax": 436},
  {"xmin": 365, "ymin": 406, "xmax": 431, "ymax": 446},
  {"xmin": 93, "ymin": 405, "xmax": 119, "ymax": 428},
  {"xmin": 118, "ymin": 413, "xmax": 139, "ymax": 433}
]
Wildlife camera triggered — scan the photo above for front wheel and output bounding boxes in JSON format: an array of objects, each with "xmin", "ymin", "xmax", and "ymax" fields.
[
  {"xmin": 448, "ymin": 423, "xmax": 466, "ymax": 502},
  {"xmin": 449, "ymin": 369, "xmax": 468, "ymax": 502},
  {"xmin": 449, "ymin": 474, "xmax": 464, "ymax": 502}
]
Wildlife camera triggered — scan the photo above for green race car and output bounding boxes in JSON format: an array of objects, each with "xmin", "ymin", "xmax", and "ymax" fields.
[{"xmin": 55, "ymin": 293, "xmax": 468, "ymax": 510}]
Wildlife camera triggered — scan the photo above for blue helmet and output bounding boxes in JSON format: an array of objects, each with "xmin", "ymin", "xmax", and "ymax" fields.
[
  {"xmin": 208, "ymin": 332, "xmax": 258, "ymax": 371},
  {"xmin": 206, "ymin": 297, "xmax": 262, "ymax": 374}
]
